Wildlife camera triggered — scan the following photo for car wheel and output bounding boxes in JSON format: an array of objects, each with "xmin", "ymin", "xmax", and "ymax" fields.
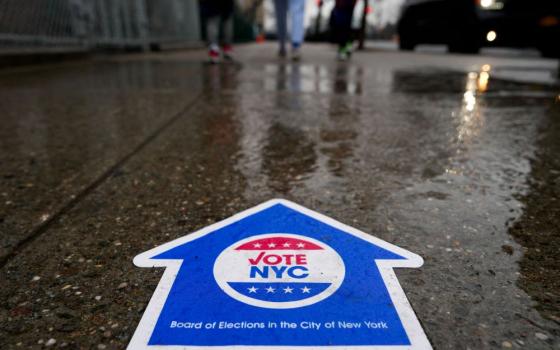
[
  {"xmin": 448, "ymin": 36, "xmax": 480, "ymax": 54},
  {"xmin": 449, "ymin": 44, "xmax": 480, "ymax": 54},
  {"xmin": 398, "ymin": 31, "xmax": 416, "ymax": 51},
  {"xmin": 540, "ymin": 45, "xmax": 560, "ymax": 58},
  {"xmin": 448, "ymin": 22, "xmax": 480, "ymax": 54}
]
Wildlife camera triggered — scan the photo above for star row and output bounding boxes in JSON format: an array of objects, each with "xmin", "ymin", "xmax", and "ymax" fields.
[
  {"xmin": 247, "ymin": 286, "xmax": 311, "ymax": 294},
  {"xmin": 252, "ymin": 242, "xmax": 306, "ymax": 248}
]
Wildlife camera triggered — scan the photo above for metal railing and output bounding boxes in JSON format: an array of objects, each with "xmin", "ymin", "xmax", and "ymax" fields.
[{"xmin": 0, "ymin": 0, "xmax": 201, "ymax": 54}]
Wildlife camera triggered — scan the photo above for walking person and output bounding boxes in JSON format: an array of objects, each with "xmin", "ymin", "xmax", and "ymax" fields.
[
  {"xmin": 331, "ymin": 0, "xmax": 358, "ymax": 60},
  {"xmin": 273, "ymin": 0, "xmax": 306, "ymax": 60},
  {"xmin": 200, "ymin": 0, "xmax": 235, "ymax": 63}
]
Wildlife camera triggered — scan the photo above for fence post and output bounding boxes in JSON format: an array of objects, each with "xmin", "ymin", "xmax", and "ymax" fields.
[
  {"xmin": 135, "ymin": 0, "xmax": 150, "ymax": 51},
  {"xmin": 110, "ymin": 0, "xmax": 124, "ymax": 46}
]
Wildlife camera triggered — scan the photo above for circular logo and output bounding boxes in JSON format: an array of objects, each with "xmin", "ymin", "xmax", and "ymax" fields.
[{"xmin": 214, "ymin": 233, "xmax": 345, "ymax": 309}]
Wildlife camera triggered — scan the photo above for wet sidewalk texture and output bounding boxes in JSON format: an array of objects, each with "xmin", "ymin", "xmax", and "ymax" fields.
[{"xmin": 0, "ymin": 43, "xmax": 559, "ymax": 349}]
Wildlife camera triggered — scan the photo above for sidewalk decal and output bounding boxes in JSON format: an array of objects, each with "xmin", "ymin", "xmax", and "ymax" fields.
[{"xmin": 130, "ymin": 199, "xmax": 432, "ymax": 350}]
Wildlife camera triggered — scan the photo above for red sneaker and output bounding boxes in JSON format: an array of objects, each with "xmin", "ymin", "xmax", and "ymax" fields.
[
  {"xmin": 208, "ymin": 48, "xmax": 220, "ymax": 63},
  {"xmin": 222, "ymin": 45, "xmax": 233, "ymax": 61}
]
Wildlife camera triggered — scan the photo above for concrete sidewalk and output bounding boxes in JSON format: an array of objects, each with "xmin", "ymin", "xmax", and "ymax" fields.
[{"xmin": 0, "ymin": 43, "xmax": 559, "ymax": 349}]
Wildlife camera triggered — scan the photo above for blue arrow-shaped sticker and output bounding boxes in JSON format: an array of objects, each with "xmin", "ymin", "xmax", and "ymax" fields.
[{"xmin": 130, "ymin": 199, "xmax": 432, "ymax": 350}]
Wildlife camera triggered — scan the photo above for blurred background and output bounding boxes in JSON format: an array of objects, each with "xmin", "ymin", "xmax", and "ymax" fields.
[{"xmin": 0, "ymin": 0, "xmax": 558, "ymax": 59}]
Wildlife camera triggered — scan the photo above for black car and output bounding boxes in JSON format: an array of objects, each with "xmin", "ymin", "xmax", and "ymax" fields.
[{"xmin": 397, "ymin": 0, "xmax": 560, "ymax": 57}]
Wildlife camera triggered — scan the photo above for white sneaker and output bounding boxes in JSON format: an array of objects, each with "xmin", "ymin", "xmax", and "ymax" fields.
[{"xmin": 208, "ymin": 44, "xmax": 220, "ymax": 64}]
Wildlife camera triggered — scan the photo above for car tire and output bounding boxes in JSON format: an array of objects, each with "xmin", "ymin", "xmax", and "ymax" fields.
[
  {"xmin": 448, "ymin": 21, "xmax": 480, "ymax": 54},
  {"xmin": 448, "ymin": 37, "xmax": 480, "ymax": 54},
  {"xmin": 399, "ymin": 39, "xmax": 415, "ymax": 51},
  {"xmin": 398, "ymin": 31, "xmax": 416, "ymax": 51},
  {"xmin": 540, "ymin": 45, "xmax": 560, "ymax": 58},
  {"xmin": 448, "ymin": 45, "xmax": 480, "ymax": 54}
]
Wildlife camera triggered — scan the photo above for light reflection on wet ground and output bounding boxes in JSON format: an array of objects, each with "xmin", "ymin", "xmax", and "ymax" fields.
[
  {"xmin": 0, "ymin": 44, "xmax": 559, "ymax": 348},
  {"xmin": 224, "ymin": 52, "xmax": 560, "ymax": 347}
]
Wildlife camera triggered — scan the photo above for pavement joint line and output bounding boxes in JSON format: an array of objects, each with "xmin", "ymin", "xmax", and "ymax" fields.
[
  {"xmin": 0, "ymin": 90, "xmax": 205, "ymax": 268},
  {"xmin": 0, "ymin": 57, "xmax": 94, "ymax": 77}
]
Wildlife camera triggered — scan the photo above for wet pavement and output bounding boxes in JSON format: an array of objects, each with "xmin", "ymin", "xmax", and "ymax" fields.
[{"xmin": 0, "ymin": 43, "xmax": 559, "ymax": 349}]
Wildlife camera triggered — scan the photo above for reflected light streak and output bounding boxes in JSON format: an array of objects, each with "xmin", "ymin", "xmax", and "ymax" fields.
[
  {"xmin": 457, "ymin": 66, "xmax": 488, "ymax": 143},
  {"xmin": 478, "ymin": 71, "xmax": 490, "ymax": 92},
  {"xmin": 464, "ymin": 90, "xmax": 476, "ymax": 112},
  {"xmin": 463, "ymin": 72, "xmax": 478, "ymax": 112}
]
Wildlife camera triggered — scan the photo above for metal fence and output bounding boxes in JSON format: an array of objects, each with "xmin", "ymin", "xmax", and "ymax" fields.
[{"xmin": 0, "ymin": 0, "xmax": 201, "ymax": 54}]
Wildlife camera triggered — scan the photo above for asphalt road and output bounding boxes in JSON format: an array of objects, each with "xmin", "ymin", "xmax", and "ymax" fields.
[{"xmin": 0, "ymin": 43, "xmax": 559, "ymax": 349}]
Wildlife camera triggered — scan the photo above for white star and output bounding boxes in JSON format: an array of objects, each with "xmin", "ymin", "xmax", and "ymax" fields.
[
  {"xmin": 301, "ymin": 286, "xmax": 311, "ymax": 293},
  {"xmin": 283, "ymin": 286, "xmax": 294, "ymax": 293},
  {"xmin": 253, "ymin": 243, "xmax": 262, "ymax": 248},
  {"xmin": 268, "ymin": 243, "xmax": 276, "ymax": 248},
  {"xmin": 266, "ymin": 286, "xmax": 276, "ymax": 293},
  {"xmin": 248, "ymin": 286, "xmax": 258, "ymax": 293},
  {"xmin": 296, "ymin": 242, "xmax": 305, "ymax": 248},
  {"xmin": 282, "ymin": 242, "xmax": 291, "ymax": 247}
]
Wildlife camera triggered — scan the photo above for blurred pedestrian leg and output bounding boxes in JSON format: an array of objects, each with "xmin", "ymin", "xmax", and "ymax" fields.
[
  {"xmin": 331, "ymin": 0, "xmax": 357, "ymax": 61},
  {"xmin": 289, "ymin": 0, "xmax": 305, "ymax": 60},
  {"xmin": 273, "ymin": 0, "xmax": 306, "ymax": 60},
  {"xmin": 221, "ymin": 14, "xmax": 234, "ymax": 60},
  {"xmin": 200, "ymin": 0, "xmax": 234, "ymax": 63},
  {"xmin": 273, "ymin": 0, "xmax": 288, "ymax": 56}
]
